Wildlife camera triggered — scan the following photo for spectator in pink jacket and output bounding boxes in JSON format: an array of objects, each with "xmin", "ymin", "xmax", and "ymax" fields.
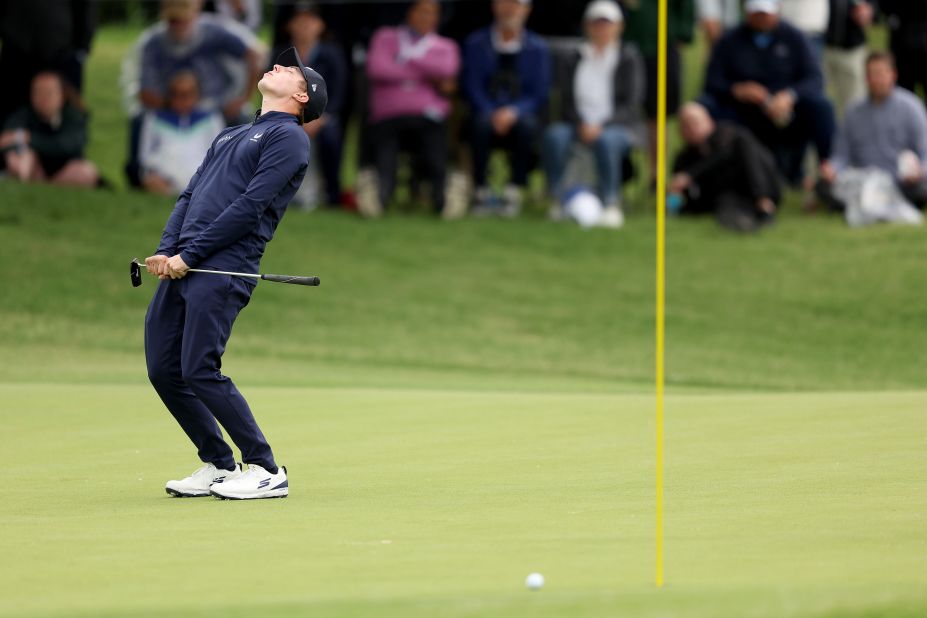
[{"xmin": 360, "ymin": 0, "xmax": 461, "ymax": 217}]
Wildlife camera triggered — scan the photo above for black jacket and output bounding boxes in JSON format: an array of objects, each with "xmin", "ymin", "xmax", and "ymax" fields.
[
  {"xmin": 554, "ymin": 42, "xmax": 645, "ymax": 131},
  {"xmin": 673, "ymin": 122, "xmax": 781, "ymax": 209},
  {"xmin": 826, "ymin": 0, "xmax": 870, "ymax": 49}
]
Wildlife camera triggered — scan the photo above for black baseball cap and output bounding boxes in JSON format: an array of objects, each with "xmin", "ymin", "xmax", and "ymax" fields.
[{"xmin": 275, "ymin": 46, "xmax": 328, "ymax": 123}]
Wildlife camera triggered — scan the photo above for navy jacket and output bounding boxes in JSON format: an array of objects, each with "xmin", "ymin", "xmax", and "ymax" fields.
[
  {"xmin": 705, "ymin": 21, "xmax": 824, "ymax": 106},
  {"xmin": 155, "ymin": 111, "xmax": 309, "ymax": 273},
  {"xmin": 462, "ymin": 27, "xmax": 551, "ymax": 117}
]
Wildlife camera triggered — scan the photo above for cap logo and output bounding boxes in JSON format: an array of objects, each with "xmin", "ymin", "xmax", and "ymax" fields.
[{"xmin": 312, "ymin": 84, "xmax": 317, "ymax": 92}]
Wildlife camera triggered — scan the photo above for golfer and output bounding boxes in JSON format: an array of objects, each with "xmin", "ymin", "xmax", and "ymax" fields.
[{"xmin": 143, "ymin": 48, "xmax": 327, "ymax": 500}]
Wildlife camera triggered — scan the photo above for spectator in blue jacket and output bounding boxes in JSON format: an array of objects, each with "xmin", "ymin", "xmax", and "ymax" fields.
[
  {"xmin": 462, "ymin": 0, "xmax": 551, "ymax": 216},
  {"xmin": 701, "ymin": 0, "xmax": 835, "ymax": 184}
]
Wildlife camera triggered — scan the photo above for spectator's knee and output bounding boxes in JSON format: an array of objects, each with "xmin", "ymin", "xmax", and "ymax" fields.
[
  {"xmin": 55, "ymin": 160, "xmax": 99, "ymax": 187},
  {"xmin": 543, "ymin": 123, "xmax": 573, "ymax": 149}
]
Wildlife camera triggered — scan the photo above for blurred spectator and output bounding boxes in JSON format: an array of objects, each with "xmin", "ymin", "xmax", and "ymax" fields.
[
  {"xmin": 671, "ymin": 102, "xmax": 780, "ymax": 232},
  {"xmin": 697, "ymin": 0, "xmax": 742, "ymax": 47},
  {"xmin": 879, "ymin": 1, "xmax": 927, "ymax": 105},
  {"xmin": 820, "ymin": 52, "xmax": 927, "ymax": 208},
  {"xmin": 139, "ymin": 0, "xmax": 263, "ymax": 124},
  {"xmin": 526, "ymin": 0, "xmax": 586, "ymax": 37},
  {"xmin": 273, "ymin": 2, "xmax": 348, "ymax": 207},
  {"xmin": 138, "ymin": 71, "xmax": 225, "ymax": 196},
  {"xmin": 780, "ymin": 0, "xmax": 829, "ymax": 59},
  {"xmin": 205, "ymin": 0, "xmax": 263, "ymax": 32},
  {"xmin": 0, "ymin": 0, "xmax": 97, "ymax": 126},
  {"xmin": 702, "ymin": 0, "xmax": 835, "ymax": 184},
  {"xmin": 463, "ymin": 0, "xmax": 551, "ymax": 216},
  {"xmin": 359, "ymin": 0, "xmax": 461, "ymax": 218},
  {"xmin": 621, "ymin": 0, "xmax": 696, "ymax": 187},
  {"xmin": 0, "ymin": 71, "xmax": 99, "ymax": 187},
  {"xmin": 543, "ymin": 1, "xmax": 644, "ymax": 228},
  {"xmin": 824, "ymin": 0, "xmax": 874, "ymax": 119}
]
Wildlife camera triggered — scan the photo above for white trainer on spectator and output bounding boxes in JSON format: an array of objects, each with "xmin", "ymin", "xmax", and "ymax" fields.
[
  {"xmin": 210, "ymin": 464, "xmax": 288, "ymax": 500},
  {"xmin": 355, "ymin": 167, "xmax": 383, "ymax": 218},
  {"xmin": 599, "ymin": 204, "xmax": 625, "ymax": 229},
  {"xmin": 165, "ymin": 463, "xmax": 242, "ymax": 498}
]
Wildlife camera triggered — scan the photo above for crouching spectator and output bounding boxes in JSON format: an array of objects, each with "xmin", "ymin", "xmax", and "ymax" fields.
[
  {"xmin": 671, "ymin": 102, "xmax": 781, "ymax": 232},
  {"xmin": 463, "ymin": 0, "xmax": 551, "ymax": 216},
  {"xmin": 543, "ymin": 1, "xmax": 643, "ymax": 228},
  {"xmin": 1, "ymin": 71, "xmax": 98, "ymax": 187},
  {"xmin": 138, "ymin": 71, "xmax": 224, "ymax": 195},
  {"xmin": 702, "ymin": 0, "xmax": 835, "ymax": 185},
  {"xmin": 820, "ymin": 52, "xmax": 927, "ymax": 209},
  {"xmin": 360, "ymin": 0, "xmax": 460, "ymax": 218}
]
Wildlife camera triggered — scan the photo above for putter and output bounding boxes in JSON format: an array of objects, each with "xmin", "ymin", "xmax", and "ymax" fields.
[{"xmin": 130, "ymin": 259, "xmax": 320, "ymax": 288}]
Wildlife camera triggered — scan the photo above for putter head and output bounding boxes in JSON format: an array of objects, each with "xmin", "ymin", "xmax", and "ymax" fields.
[{"xmin": 130, "ymin": 259, "xmax": 142, "ymax": 288}]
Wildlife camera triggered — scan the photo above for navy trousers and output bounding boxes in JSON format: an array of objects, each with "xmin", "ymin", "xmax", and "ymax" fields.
[{"xmin": 145, "ymin": 273, "xmax": 276, "ymax": 472}]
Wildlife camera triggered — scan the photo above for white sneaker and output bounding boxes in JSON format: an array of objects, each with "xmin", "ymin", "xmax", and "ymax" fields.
[
  {"xmin": 442, "ymin": 170, "xmax": 471, "ymax": 221},
  {"xmin": 210, "ymin": 464, "xmax": 288, "ymax": 500},
  {"xmin": 500, "ymin": 184, "xmax": 522, "ymax": 218},
  {"xmin": 165, "ymin": 463, "xmax": 242, "ymax": 498},
  {"xmin": 599, "ymin": 204, "xmax": 625, "ymax": 229},
  {"xmin": 355, "ymin": 168, "xmax": 383, "ymax": 219}
]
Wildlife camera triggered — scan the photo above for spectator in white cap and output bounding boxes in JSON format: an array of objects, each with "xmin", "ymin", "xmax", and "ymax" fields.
[
  {"xmin": 701, "ymin": 0, "xmax": 836, "ymax": 185},
  {"xmin": 542, "ymin": 0, "xmax": 644, "ymax": 228}
]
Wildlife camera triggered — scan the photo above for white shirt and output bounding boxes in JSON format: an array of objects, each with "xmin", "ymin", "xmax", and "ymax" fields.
[
  {"xmin": 574, "ymin": 43, "xmax": 620, "ymax": 126},
  {"xmin": 139, "ymin": 110, "xmax": 225, "ymax": 193},
  {"xmin": 780, "ymin": 0, "xmax": 830, "ymax": 35},
  {"xmin": 697, "ymin": 0, "xmax": 741, "ymax": 27}
]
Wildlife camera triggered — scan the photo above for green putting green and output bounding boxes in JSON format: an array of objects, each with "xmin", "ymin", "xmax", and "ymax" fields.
[{"xmin": 2, "ymin": 385, "xmax": 925, "ymax": 617}]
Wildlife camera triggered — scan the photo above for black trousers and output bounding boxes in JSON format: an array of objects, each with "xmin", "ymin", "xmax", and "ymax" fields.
[
  {"xmin": 145, "ymin": 274, "xmax": 276, "ymax": 472},
  {"xmin": 371, "ymin": 115, "xmax": 448, "ymax": 212}
]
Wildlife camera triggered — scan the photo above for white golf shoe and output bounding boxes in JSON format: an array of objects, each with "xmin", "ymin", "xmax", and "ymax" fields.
[
  {"xmin": 210, "ymin": 464, "xmax": 288, "ymax": 500},
  {"xmin": 165, "ymin": 463, "xmax": 242, "ymax": 498}
]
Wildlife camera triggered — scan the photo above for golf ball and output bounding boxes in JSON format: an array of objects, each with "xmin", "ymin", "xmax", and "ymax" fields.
[{"xmin": 525, "ymin": 572, "xmax": 545, "ymax": 590}]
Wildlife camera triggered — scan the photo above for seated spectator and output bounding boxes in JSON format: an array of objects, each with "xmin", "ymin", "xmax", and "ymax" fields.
[
  {"xmin": 542, "ymin": 1, "xmax": 643, "ymax": 228},
  {"xmin": 880, "ymin": 1, "xmax": 927, "ymax": 106},
  {"xmin": 0, "ymin": 71, "xmax": 99, "ymax": 187},
  {"xmin": 824, "ymin": 0, "xmax": 875, "ymax": 119},
  {"xmin": 138, "ymin": 71, "xmax": 225, "ymax": 195},
  {"xmin": 0, "ymin": 0, "xmax": 97, "ymax": 127},
  {"xmin": 463, "ymin": 0, "xmax": 551, "ymax": 216},
  {"xmin": 272, "ymin": 1, "xmax": 348, "ymax": 208},
  {"xmin": 360, "ymin": 0, "xmax": 460, "ymax": 217},
  {"xmin": 697, "ymin": 0, "xmax": 741, "ymax": 47},
  {"xmin": 671, "ymin": 102, "xmax": 781, "ymax": 232},
  {"xmin": 702, "ymin": 0, "xmax": 835, "ymax": 185},
  {"xmin": 820, "ymin": 52, "xmax": 927, "ymax": 209},
  {"xmin": 140, "ymin": 0, "xmax": 263, "ymax": 124}
]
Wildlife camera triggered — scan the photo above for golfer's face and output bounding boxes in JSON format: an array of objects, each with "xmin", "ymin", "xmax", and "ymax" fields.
[{"xmin": 261, "ymin": 65, "xmax": 305, "ymax": 98}]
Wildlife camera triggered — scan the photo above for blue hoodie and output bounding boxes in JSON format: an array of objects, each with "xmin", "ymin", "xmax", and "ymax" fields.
[{"xmin": 155, "ymin": 111, "xmax": 309, "ymax": 273}]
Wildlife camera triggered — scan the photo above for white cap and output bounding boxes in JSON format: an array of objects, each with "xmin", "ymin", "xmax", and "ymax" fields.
[
  {"xmin": 584, "ymin": 0, "xmax": 623, "ymax": 23},
  {"xmin": 745, "ymin": 0, "xmax": 781, "ymax": 14}
]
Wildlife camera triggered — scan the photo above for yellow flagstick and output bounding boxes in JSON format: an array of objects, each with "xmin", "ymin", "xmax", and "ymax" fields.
[{"xmin": 655, "ymin": 0, "xmax": 669, "ymax": 590}]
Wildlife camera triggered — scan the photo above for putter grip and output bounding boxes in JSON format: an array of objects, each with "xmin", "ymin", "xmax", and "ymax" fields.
[{"xmin": 261, "ymin": 274, "xmax": 321, "ymax": 286}]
